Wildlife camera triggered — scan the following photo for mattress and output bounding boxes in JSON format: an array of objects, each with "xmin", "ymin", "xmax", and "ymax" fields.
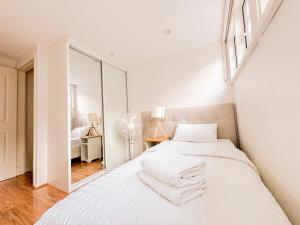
[
  {"xmin": 71, "ymin": 138, "xmax": 82, "ymax": 149},
  {"xmin": 36, "ymin": 140, "xmax": 291, "ymax": 225}
]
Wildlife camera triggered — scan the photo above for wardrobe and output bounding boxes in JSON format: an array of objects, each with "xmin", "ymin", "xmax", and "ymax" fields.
[{"xmin": 47, "ymin": 37, "xmax": 129, "ymax": 192}]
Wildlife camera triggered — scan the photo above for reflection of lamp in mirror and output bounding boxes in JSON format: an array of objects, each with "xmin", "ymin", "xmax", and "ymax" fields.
[
  {"xmin": 87, "ymin": 113, "xmax": 99, "ymax": 136},
  {"xmin": 151, "ymin": 106, "xmax": 167, "ymax": 139}
]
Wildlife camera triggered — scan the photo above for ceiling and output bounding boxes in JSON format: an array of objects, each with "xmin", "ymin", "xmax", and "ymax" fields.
[{"xmin": 0, "ymin": 0, "xmax": 225, "ymax": 69}]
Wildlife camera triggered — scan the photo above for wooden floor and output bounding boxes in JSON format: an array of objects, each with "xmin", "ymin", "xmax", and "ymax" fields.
[
  {"xmin": 71, "ymin": 159, "xmax": 104, "ymax": 184},
  {"xmin": 0, "ymin": 172, "xmax": 67, "ymax": 225}
]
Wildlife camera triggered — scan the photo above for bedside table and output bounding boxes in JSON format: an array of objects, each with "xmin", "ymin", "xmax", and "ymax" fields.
[
  {"xmin": 144, "ymin": 137, "xmax": 170, "ymax": 149},
  {"xmin": 81, "ymin": 135, "xmax": 102, "ymax": 162}
]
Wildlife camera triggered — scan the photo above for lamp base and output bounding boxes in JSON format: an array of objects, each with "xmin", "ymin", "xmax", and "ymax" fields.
[
  {"xmin": 87, "ymin": 126, "xmax": 99, "ymax": 136},
  {"xmin": 153, "ymin": 123, "xmax": 167, "ymax": 139}
]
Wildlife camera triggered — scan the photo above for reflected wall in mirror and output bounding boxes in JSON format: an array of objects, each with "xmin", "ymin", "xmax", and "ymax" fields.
[{"xmin": 69, "ymin": 48, "xmax": 104, "ymax": 184}]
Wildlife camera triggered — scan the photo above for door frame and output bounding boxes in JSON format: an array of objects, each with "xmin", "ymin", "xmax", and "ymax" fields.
[{"xmin": 16, "ymin": 60, "xmax": 37, "ymax": 186}]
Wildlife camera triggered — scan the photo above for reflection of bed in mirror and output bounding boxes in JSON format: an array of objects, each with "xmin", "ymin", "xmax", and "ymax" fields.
[
  {"xmin": 70, "ymin": 126, "xmax": 88, "ymax": 159},
  {"xmin": 70, "ymin": 116, "xmax": 103, "ymax": 161},
  {"xmin": 70, "ymin": 115, "xmax": 104, "ymax": 184}
]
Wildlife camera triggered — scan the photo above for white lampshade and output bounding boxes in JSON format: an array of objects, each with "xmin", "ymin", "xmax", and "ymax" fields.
[
  {"xmin": 87, "ymin": 113, "xmax": 99, "ymax": 123},
  {"xmin": 151, "ymin": 106, "xmax": 165, "ymax": 119}
]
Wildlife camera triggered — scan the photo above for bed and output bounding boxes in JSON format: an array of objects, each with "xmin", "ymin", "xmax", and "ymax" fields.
[
  {"xmin": 36, "ymin": 139, "xmax": 290, "ymax": 225},
  {"xmin": 37, "ymin": 104, "xmax": 290, "ymax": 224},
  {"xmin": 70, "ymin": 126, "xmax": 89, "ymax": 159}
]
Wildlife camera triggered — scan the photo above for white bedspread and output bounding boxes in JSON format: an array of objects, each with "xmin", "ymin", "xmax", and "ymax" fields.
[{"xmin": 36, "ymin": 140, "xmax": 291, "ymax": 225}]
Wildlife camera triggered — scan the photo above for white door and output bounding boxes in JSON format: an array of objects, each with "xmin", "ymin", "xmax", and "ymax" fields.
[{"xmin": 0, "ymin": 66, "xmax": 17, "ymax": 181}]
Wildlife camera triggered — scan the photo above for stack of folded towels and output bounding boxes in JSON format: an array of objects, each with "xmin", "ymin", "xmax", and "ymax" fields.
[{"xmin": 138, "ymin": 149, "xmax": 207, "ymax": 205}]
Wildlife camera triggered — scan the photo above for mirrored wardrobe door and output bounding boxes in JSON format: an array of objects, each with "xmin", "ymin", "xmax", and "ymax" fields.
[
  {"xmin": 102, "ymin": 62, "xmax": 128, "ymax": 170},
  {"xmin": 69, "ymin": 48, "xmax": 104, "ymax": 184}
]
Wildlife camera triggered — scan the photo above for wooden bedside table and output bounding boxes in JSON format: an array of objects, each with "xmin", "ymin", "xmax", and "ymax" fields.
[
  {"xmin": 144, "ymin": 137, "xmax": 170, "ymax": 149},
  {"xmin": 81, "ymin": 135, "xmax": 102, "ymax": 162}
]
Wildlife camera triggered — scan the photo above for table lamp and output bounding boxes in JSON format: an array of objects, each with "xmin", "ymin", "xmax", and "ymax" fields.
[
  {"xmin": 87, "ymin": 113, "xmax": 99, "ymax": 136},
  {"xmin": 151, "ymin": 106, "xmax": 167, "ymax": 139}
]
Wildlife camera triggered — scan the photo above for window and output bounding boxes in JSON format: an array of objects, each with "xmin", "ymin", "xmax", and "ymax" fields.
[
  {"xmin": 257, "ymin": 0, "xmax": 271, "ymax": 15},
  {"xmin": 234, "ymin": 8, "xmax": 247, "ymax": 64},
  {"xmin": 223, "ymin": 0, "xmax": 283, "ymax": 81},
  {"xmin": 226, "ymin": 15, "xmax": 238, "ymax": 78},
  {"xmin": 242, "ymin": 0, "xmax": 252, "ymax": 47},
  {"xmin": 225, "ymin": 2, "xmax": 247, "ymax": 79}
]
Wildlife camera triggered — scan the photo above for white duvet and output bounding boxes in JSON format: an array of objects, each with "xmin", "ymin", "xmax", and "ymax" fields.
[{"xmin": 36, "ymin": 140, "xmax": 291, "ymax": 225}]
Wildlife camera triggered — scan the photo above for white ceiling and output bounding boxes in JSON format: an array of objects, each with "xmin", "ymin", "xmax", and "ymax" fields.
[{"xmin": 0, "ymin": 0, "xmax": 225, "ymax": 69}]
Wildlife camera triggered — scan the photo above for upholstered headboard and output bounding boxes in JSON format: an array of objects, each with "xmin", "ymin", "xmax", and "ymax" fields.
[
  {"xmin": 72, "ymin": 114, "xmax": 88, "ymax": 129},
  {"xmin": 142, "ymin": 103, "xmax": 239, "ymax": 147}
]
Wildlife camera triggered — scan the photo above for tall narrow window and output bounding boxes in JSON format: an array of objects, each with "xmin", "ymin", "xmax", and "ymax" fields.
[
  {"xmin": 258, "ymin": 0, "xmax": 271, "ymax": 15},
  {"xmin": 224, "ymin": 0, "xmax": 282, "ymax": 81},
  {"xmin": 226, "ymin": 16, "xmax": 238, "ymax": 79},
  {"xmin": 234, "ymin": 8, "xmax": 247, "ymax": 64},
  {"xmin": 242, "ymin": 0, "xmax": 252, "ymax": 46}
]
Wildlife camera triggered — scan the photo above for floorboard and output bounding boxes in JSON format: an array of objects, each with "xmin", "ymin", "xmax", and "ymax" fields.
[
  {"xmin": 0, "ymin": 172, "xmax": 67, "ymax": 225},
  {"xmin": 71, "ymin": 159, "xmax": 104, "ymax": 184}
]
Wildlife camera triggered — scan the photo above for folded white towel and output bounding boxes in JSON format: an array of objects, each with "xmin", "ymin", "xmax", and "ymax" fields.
[
  {"xmin": 141, "ymin": 148, "xmax": 207, "ymax": 187},
  {"xmin": 139, "ymin": 170, "xmax": 207, "ymax": 205}
]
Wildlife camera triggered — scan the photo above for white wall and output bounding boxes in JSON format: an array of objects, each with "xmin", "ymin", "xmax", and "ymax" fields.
[
  {"xmin": 232, "ymin": 1, "xmax": 300, "ymax": 224},
  {"xmin": 69, "ymin": 49, "xmax": 102, "ymax": 120},
  {"xmin": 47, "ymin": 37, "xmax": 70, "ymax": 192},
  {"xmin": 128, "ymin": 42, "xmax": 234, "ymax": 113},
  {"xmin": 34, "ymin": 45, "xmax": 48, "ymax": 186},
  {"xmin": 128, "ymin": 42, "xmax": 234, "ymax": 156}
]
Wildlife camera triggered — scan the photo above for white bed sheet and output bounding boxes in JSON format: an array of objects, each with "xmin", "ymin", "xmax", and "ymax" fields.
[{"xmin": 36, "ymin": 140, "xmax": 291, "ymax": 225}]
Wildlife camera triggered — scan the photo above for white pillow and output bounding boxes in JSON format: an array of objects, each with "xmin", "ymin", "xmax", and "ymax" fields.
[
  {"xmin": 173, "ymin": 123, "xmax": 218, "ymax": 143},
  {"xmin": 71, "ymin": 126, "xmax": 89, "ymax": 138}
]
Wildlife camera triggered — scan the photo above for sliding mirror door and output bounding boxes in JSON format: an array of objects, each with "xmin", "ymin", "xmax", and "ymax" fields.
[
  {"xmin": 102, "ymin": 62, "xmax": 128, "ymax": 170},
  {"xmin": 69, "ymin": 48, "xmax": 104, "ymax": 184}
]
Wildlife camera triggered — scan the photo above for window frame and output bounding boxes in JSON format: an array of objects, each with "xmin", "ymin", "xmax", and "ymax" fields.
[
  {"xmin": 222, "ymin": 0, "xmax": 284, "ymax": 82},
  {"xmin": 242, "ymin": 0, "xmax": 249, "ymax": 48},
  {"xmin": 224, "ymin": 12, "xmax": 239, "ymax": 80}
]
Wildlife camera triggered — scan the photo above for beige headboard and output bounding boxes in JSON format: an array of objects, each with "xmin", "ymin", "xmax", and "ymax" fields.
[{"xmin": 142, "ymin": 103, "xmax": 239, "ymax": 147}]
